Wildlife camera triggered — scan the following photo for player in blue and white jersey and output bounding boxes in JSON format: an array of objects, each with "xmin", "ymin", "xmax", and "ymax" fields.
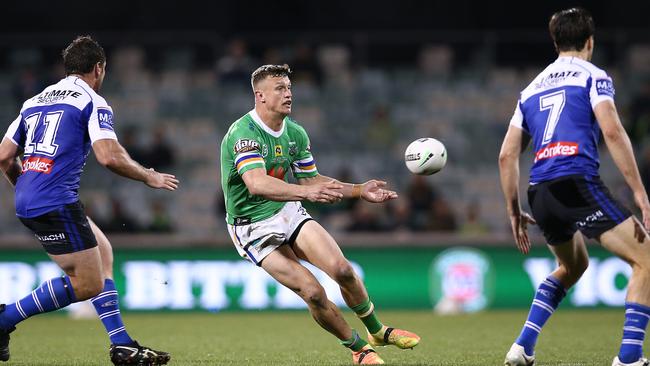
[
  {"xmin": 0, "ymin": 36, "xmax": 178, "ymax": 365},
  {"xmin": 499, "ymin": 8, "xmax": 650, "ymax": 366}
]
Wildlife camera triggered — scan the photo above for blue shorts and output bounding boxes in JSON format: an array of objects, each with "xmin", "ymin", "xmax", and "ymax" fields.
[
  {"xmin": 19, "ymin": 201, "xmax": 98, "ymax": 255},
  {"xmin": 527, "ymin": 175, "xmax": 632, "ymax": 245}
]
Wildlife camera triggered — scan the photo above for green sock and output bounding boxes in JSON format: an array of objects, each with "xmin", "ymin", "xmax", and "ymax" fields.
[
  {"xmin": 351, "ymin": 298, "xmax": 384, "ymax": 334},
  {"xmin": 340, "ymin": 329, "xmax": 368, "ymax": 352}
]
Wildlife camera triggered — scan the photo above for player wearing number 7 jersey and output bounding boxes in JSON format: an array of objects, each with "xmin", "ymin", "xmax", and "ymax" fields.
[
  {"xmin": 499, "ymin": 8, "xmax": 650, "ymax": 366},
  {"xmin": 0, "ymin": 36, "xmax": 177, "ymax": 365}
]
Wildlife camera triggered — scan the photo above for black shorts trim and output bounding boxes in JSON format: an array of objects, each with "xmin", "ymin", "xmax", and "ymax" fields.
[
  {"xmin": 19, "ymin": 201, "xmax": 98, "ymax": 255},
  {"xmin": 287, "ymin": 218, "xmax": 313, "ymax": 246},
  {"xmin": 528, "ymin": 175, "xmax": 631, "ymax": 245}
]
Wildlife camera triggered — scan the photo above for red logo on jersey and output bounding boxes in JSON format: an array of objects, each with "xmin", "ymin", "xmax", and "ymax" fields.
[
  {"xmin": 23, "ymin": 157, "xmax": 54, "ymax": 174},
  {"xmin": 534, "ymin": 142, "xmax": 579, "ymax": 163},
  {"xmin": 267, "ymin": 166, "xmax": 286, "ymax": 180}
]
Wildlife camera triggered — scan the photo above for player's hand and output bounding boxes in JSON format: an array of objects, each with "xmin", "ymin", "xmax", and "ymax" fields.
[
  {"xmin": 361, "ymin": 180, "xmax": 398, "ymax": 203},
  {"xmin": 304, "ymin": 180, "xmax": 343, "ymax": 204},
  {"xmin": 509, "ymin": 211, "xmax": 536, "ymax": 254},
  {"xmin": 145, "ymin": 168, "xmax": 179, "ymax": 191}
]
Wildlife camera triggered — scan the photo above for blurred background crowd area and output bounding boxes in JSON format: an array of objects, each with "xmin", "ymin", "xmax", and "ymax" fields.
[{"xmin": 0, "ymin": 29, "xmax": 649, "ymax": 243}]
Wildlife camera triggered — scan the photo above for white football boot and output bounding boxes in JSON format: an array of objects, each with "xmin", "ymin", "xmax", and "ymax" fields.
[
  {"xmin": 504, "ymin": 343, "xmax": 535, "ymax": 366},
  {"xmin": 612, "ymin": 356, "xmax": 650, "ymax": 366}
]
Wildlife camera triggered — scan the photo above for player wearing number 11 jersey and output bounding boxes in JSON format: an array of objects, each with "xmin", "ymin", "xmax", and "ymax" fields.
[
  {"xmin": 499, "ymin": 8, "xmax": 650, "ymax": 366},
  {"xmin": 0, "ymin": 36, "xmax": 177, "ymax": 365}
]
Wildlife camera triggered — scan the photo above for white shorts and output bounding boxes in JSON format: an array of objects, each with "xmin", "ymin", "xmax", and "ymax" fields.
[{"xmin": 227, "ymin": 201, "xmax": 312, "ymax": 266}]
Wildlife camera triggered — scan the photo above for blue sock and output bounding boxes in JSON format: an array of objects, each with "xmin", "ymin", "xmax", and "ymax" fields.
[
  {"xmin": 91, "ymin": 279, "xmax": 133, "ymax": 345},
  {"xmin": 618, "ymin": 302, "xmax": 650, "ymax": 363},
  {"xmin": 0, "ymin": 276, "xmax": 76, "ymax": 331},
  {"xmin": 515, "ymin": 276, "xmax": 566, "ymax": 356}
]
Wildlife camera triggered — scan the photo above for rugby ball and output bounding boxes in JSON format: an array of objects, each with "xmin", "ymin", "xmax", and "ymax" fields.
[{"xmin": 404, "ymin": 138, "xmax": 447, "ymax": 175}]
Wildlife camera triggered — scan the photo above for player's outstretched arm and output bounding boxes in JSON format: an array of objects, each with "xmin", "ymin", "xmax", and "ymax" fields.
[
  {"xmin": 0, "ymin": 137, "xmax": 22, "ymax": 187},
  {"xmin": 243, "ymin": 168, "xmax": 343, "ymax": 204},
  {"xmin": 92, "ymin": 139, "xmax": 179, "ymax": 191},
  {"xmin": 595, "ymin": 100, "xmax": 650, "ymax": 229},
  {"xmin": 298, "ymin": 174, "xmax": 398, "ymax": 203},
  {"xmin": 499, "ymin": 126, "xmax": 536, "ymax": 254}
]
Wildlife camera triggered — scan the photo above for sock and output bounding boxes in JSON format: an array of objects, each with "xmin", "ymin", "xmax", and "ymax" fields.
[
  {"xmin": 351, "ymin": 298, "xmax": 384, "ymax": 335},
  {"xmin": 91, "ymin": 279, "xmax": 133, "ymax": 345},
  {"xmin": 340, "ymin": 329, "xmax": 368, "ymax": 352},
  {"xmin": 515, "ymin": 276, "xmax": 566, "ymax": 356},
  {"xmin": 618, "ymin": 302, "xmax": 650, "ymax": 364},
  {"xmin": 0, "ymin": 276, "xmax": 76, "ymax": 331}
]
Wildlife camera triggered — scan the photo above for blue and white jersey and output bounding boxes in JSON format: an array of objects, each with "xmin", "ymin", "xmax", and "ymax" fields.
[
  {"xmin": 509, "ymin": 56, "xmax": 615, "ymax": 184},
  {"xmin": 4, "ymin": 76, "xmax": 117, "ymax": 218}
]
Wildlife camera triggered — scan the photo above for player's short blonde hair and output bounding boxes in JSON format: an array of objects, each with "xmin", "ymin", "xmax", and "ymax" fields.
[{"xmin": 251, "ymin": 64, "xmax": 292, "ymax": 91}]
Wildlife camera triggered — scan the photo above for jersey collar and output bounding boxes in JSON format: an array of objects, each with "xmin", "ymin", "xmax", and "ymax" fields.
[
  {"xmin": 555, "ymin": 56, "xmax": 591, "ymax": 68},
  {"xmin": 249, "ymin": 109, "xmax": 286, "ymax": 138}
]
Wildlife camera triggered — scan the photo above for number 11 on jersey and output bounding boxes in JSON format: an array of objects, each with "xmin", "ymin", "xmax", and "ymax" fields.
[{"xmin": 23, "ymin": 111, "xmax": 64, "ymax": 156}]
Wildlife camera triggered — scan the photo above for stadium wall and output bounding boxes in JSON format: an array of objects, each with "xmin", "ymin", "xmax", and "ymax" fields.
[{"xmin": 0, "ymin": 245, "xmax": 628, "ymax": 312}]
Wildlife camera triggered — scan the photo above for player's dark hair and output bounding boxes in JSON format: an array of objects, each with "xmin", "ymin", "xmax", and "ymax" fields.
[
  {"xmin": 548, "ymin": 7, "xmax": 595, "ymax": 52},
  {"xmin": 251, "ymin": 64, "xmax": 292, "ymax": 89},
  {"xmin": 62, "ymin": 35, "xmax": 106, "ymax": 75}
]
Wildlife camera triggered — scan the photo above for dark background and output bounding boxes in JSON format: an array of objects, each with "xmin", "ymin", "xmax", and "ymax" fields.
[
  {"xmin": 2, "ymin": 0, "xmax": 650, "ymax": 32},
  {"xmin": 2, "ymin": 0, "xmax": 649, "ymax": 69}
]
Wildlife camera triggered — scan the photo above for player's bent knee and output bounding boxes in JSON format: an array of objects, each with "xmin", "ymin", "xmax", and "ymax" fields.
[
  {"xmin": 562, "ymin": 256, "xmax": 589, "ymax": 281},
  {"xmin": 301, "ymin": 285, "xmax": 328, "ymax": 308},
  {"xmin": 70, "ymin": 276, "xmax": 104, "ymax": 300},
  {"xmin": 573, "ymin": 254, "xmax": 589, "ymax": 276},
  {"xmin": 332, "ymin": 261, "xmax": 356, "ymax": 284},
  {"xmin": 570, "ymin": 262, "xmax": 589, "ymax": 281}
]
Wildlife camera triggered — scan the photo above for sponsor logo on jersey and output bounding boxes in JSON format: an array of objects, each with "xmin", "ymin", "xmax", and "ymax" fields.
[
  {"xmin": 288, "ymin": 142, "xmax": 297, "ymax": 156},
  {"xmin": 274, "ymin": 145, "xmax": 283, "ymax": 157},
  {"xmin": 534, "ymin": 70, "xmax": 581, "ymax": 89},
  {"xmin": 23, "ymin": 156, "xmax": 54, "ymax": 174},
  {"xmin": 595, "ymin": 78, "xmax": 615, "ymax": 97},
  {"xmin": 262, "ymin": 144, "xmax": 269, "ymax": 157},
  {"xmin": 233, "ymin": 139, "xmax": 260, "ymax": 154},
  {"xmin": 267, "ymin": 166, "xmax": 286, "ymax": 180},
  {"xmin": 97, "ymin": 108, "xmax": 114, "ymax": 131},
  {"xmin": 37, "ymin": 89, "xmax": 82, "ymax": 104},
  {"xmin": 534, "ymin": 141, "xmax": 579, "ymax": 163},
  {"xmin": 35, "ymin": 233, "xmax": 66, "ymax": 242}
]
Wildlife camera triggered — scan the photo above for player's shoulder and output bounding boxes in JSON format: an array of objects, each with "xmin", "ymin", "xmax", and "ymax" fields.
[
  {"xmin": 225, "ymin": 112, "xmax": 260, "ymax": 138},
  {"xmin": 285, "ymin": 117, "xmax": 308, "ymax": 135},
  {"xmin": 519, "ymin": 57, "xmax": 610, "ymax": 102},
  {"xmin": 573, "ymin": 58, "xmax": 609, "ymax": 79},
  {"xmin": 70, "ymin": 77, "xmax": 111, "ymax": 108},
  {"xmin": 21, "ymin": 76, "xmax": 106, "ymax": 112}
]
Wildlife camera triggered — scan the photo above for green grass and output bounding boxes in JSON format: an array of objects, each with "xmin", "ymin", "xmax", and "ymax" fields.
[{"xmin": 4, "ymin": 309, "xmax": 630, "ymax": 365}]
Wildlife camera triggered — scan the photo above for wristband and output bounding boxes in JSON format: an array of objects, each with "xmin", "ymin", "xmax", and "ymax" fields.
[{"xmin": 351, "ymin": 184, "xmax": 362, "ymax": 198}]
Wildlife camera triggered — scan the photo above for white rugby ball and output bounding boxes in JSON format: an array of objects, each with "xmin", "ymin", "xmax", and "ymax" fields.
[{"xmin": 404, "ymin": 138, "xmax": 447, "ymax": 175}]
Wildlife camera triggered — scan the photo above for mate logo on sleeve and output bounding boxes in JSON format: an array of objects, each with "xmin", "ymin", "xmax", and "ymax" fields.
[
  {"xmin": 234, "ymin": 139, "xmax": 260, "ymax": 154},
  {"xmin": 97, "ymin": 108, "xmax": 114, "ymax": 131},
  {"xmin": 595, "ymin": 78, "xmax": 615, "ymax": 98}
]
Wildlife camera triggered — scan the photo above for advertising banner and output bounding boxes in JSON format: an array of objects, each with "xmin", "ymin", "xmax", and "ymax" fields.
[{"xmin": 0, "ymin": 245, "xmax": 629, "ymax": 311}]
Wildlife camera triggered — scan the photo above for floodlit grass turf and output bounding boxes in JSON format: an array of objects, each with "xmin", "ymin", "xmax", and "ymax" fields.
[{"xmin": 4, "ymin": 309, "xmax": 628, "ymax": 365}]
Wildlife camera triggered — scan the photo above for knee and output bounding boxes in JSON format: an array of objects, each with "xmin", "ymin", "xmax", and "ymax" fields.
[
  {"xmin": 300, "ymin": 284, "xmax": 328, "ymax": 308},
  {"xmin": 71, "ymin": 275, "xmax": 104, "ymax": 301},
  {"xmin": 332, "ymin": 261, "xmax": 357, "ymax": 284},
  {"xmin": 564, "ymin": 255, "xmax": 589, "ymax": 280}
]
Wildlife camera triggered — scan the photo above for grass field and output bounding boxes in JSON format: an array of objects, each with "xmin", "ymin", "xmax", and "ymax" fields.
[{"xmin": 3, "ymin": 309, "xmax": 630, "ymax": 365}]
